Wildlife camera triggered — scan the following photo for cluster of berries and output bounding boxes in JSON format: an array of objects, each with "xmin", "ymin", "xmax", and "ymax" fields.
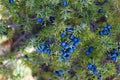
[
  {"xmin": 60, "ymin": 27, "xmax": 80, "ymax": 61},
  {"xmin": 85, "ymin": 46, "xmax": 94, "ymax": 55},
  {"xmin": 36, "ymin": 42, "xmax": 51, "ymax": 54},
  {"xmin": 99, "ymin": 25, "xmax": 112, "ymax": 35},
  {"xmin": 87, "ymin": 63, "xmax": 101, "ymax": 80},
  {"xmin": 106, "ymin": 48, "xmax": 120, "ymax": 61}
]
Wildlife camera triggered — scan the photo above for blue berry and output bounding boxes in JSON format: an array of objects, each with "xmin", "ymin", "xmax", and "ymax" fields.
[
  {"xmin": 111, "ymin": 57, "xmax": 116, "ymax": 61},
  {"xmin": 71, "ymin": 46, "xmax": 76, "ymax": 51},
  {"xmin": 62, "ymin": 1, "xmax": 68, "ymax": 6},
  {"xmin": 97, "ymin": 74, "xmax": 101, "ymax": 77},
  {"xmin": 9, "ymin": 0, "xmax": 14, "ymax": 3},
  {"xmin": 93, "ymin": 69, "xmax": 98, "ymax": 75},
  {"xmin": 92, "ymin": 65, "xmax": 97, "ymax": 70},
  {"xmin": 38, "ymin": 18, "xmax": 43, "ymax": 23},
  {"xmin": 104, "ymin": 0, "xmax": 108, "ymax": 3},
  {"xmin": 61, "ymin": 33, "xmax": 66, "ymax": 38},
  {"xmin": 47, "ymin": 49, "xmax": 51, "ymax": 54},
  {"xmin": 43, "ymin": 49, "xmax": 48, "ymax": 53},
  {"xmin": 67, "ymin": 27, "xmax": 73, "ymax": 30},
  {"xmin": 69, "ymin": 34, "xmax": 75, "ymax": 40},
  {"xmin": 112, "ymin": 53, "xmax": 117, "ymax": 57},
  {"xmin": 55, "ymin": 70, "xmax": 63, "ymax": 76},
  {"xmin": 113, "ymin": 48, "xmax": 117, "ymax": 53},
  {"xmin": 64, "ymin": 44, "xmax": 69, "ymax": 49},
  {"xmin": 49, "ymin": 16, "xmax": 55, "ymax": 23},
  {"xmin": 73, "ymin": 42, "xmax": 79, "ymax": 47},
  {"xmin": 61, "ymin": 42, "xmax": 66, "ymax": 47},
  {"xmin": 62, "ymin": 52, "xmax": 67, "ymax": 57},
  {"xmin": 66, "ymin": 48, "xmax": 73, "ymax": 54},
  {"xmin": 66, "ymin": 51, "xmax": 71, "ymax": 55},
  {"xmin": 65, "ymin": 27, "xmax": 74, "ymax": 33},
  {"xmin": 24, "ymin": 55, "xmax": 28, "ymax": 58},
  {"xmin": 73, "ymin": 37, "xmax": 80, "ymax": 43},
  {"xmin": 68, "ymin": 48, "xmax": 74, "ymax": 53},
  {"xmin": 104, "ymin": 27, "xmax": 108, "ymax": 31},
  {"xmin": 66, "ymin": 56, "xmax": 70, "ymax": 60},
  {"xmin": 3, "ymin": 32, "xmax": 8, "ymax": 35},
  {"xmin": 58, "ymin": 70, "xmax": 63, "ymax": 75},
  {"xmin": 98, "ymin": 9, "xmax": 103, "ymax": 13},
  {"xmin": 118, "ymin": 53, "xmax": 120, "ymax": 56},
  {"xmin": 99, "ymin": 31, "xmax": 103, "ymax": 35},
  {"xmin": 60, "ymin": 50, "xmax": 64, "ymax": 55},
  {"xmin": 63, "ymin": 53, "xmax": 67, "ymax": 57},
  {"xmin": 36, "ymin": 49, "xmax": 42, "ymax": 53},
  {"xmin": 85, "ymin": 51, "xmax": 90, "ymax": 55},
  {"xmin": 72, "ymin": 37, "xmax": 78, "ymax": 42},
  {"xmin": 98, "ymin": 77, "xmax": 101, "ymax": 80},
  {"xmin": 77, "ymin": 38, "xmax": 80, "ymax": 42},
  {"xmin": 40, "ymin": 45, "xmax": 45, "ymax": 50},
  {"xmin": 55, "ymin": 71, "xmax": 59, "ymax": 76},
  {"xmin": 87, "ymin": 63, "xmax": 93, "ymax": 70},
  {"xmin": 61, "ymin": 42, "xmax": 69, "ymax": 49},
  {"xmin": 45, "ymin": 42, "xmax": 50, "ymax": 48},
  {"xmin": 88, "ymin": 46, "xmax": 94, "ymax": 53},
  {"xmin": 107, "ymin": 25, "xmax": 111, "ymax": 29},
  {"xmin": 99, "ymin": 2, "xmax": 104, "ymax": 5},
  {"xmin": 103, "ymin": 30, "xmax": 107, "ymax": 35},
  {"xmin": 64, "ymin": 54, "xmax": 70, "ymax": 60}
]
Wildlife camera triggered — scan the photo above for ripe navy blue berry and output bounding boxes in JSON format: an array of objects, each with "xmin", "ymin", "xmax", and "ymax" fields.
[
  {"xmin": 55, "ymin": 70, "xmax": 63, "ymax": 76},
  {"xmin": 73, "ymin": 42, "xmax": 79, "ymax": 47},
  {"xmin": 61, "ymin": 33, "xmax": 66, "ymax": 38},
  {"xmin": 38, "ymin": 18, "xmax": 43, "ymax": 23},
  {"xmin": 87, "ymin": 63, "xmax": 93, "ymax": 70},
  {"xmin": 107, "ymin": 25, "xmax": 111, "ymax": 29},
  {"xmin": 113, "ymin": 49, "xmax": 117, "ymax": 53},
  {"xmin": 47, "ymin": 49, "xmax": 51, "ymax": 54},
  {"xmin": 64, "ymin": 54, "xmax": 70, "ymax": 60},
  {"xmin": 65, "ymin": 27, "xmax": 74, "ymax": 34},
  {"xmin": 88, "ymin": 46, "xmax": 94, "ymax": 52},
  {"xmin": 40, "ymin": 45, "xmax": 45, "ymax": 50},
  {"xmin": 49, "ymin": 16, "xmax": 55, "ymax": 23},
  {"xmin": 62, "ymin": 1, "xmax": 68, "ymax": 7},
  {"xmin": 85, "ymin": 46, "xmax": 94, "ymax": 55},
  {"xmin": 43, "ymin": 49, "xmax": 48, "ymax": 53},
  {"xmin": 112, "ymin": 53, "xmax": 117, "ymax": 58},
  {"xmin": 36, "ymin": 48, "xmax": 42, "ymax": 53},
  {"xmin": 99, "ymin": 31, "xmax": 104, "ymax": 35},
  {"xmin": 9, "ymin": 0, "xmax": 14, "ymax": 3},
  {"xmin": 69, "ymin": 34, "xmax": 75, "ymax": 40},
  {"xmin": 93, "ymin": 69, "xmax": 98, "ymax": 75},
  {"xmin": 111, "ymin": 57, "xmax": 116, "ymax": 61},
  {"xmin": 24, "ymin": 55, "xmax": 28, "ymax": 59},
  {"xmin": 98, "ymin": 9, "xmax": 103, "ymax": 13},
  {"xmin": 86, "ymin": 51, "xmax": 90, "ymax": 55},
  {"xmin": 45, "ymin": 42, "xmax": 50, "ymax": 48}
]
